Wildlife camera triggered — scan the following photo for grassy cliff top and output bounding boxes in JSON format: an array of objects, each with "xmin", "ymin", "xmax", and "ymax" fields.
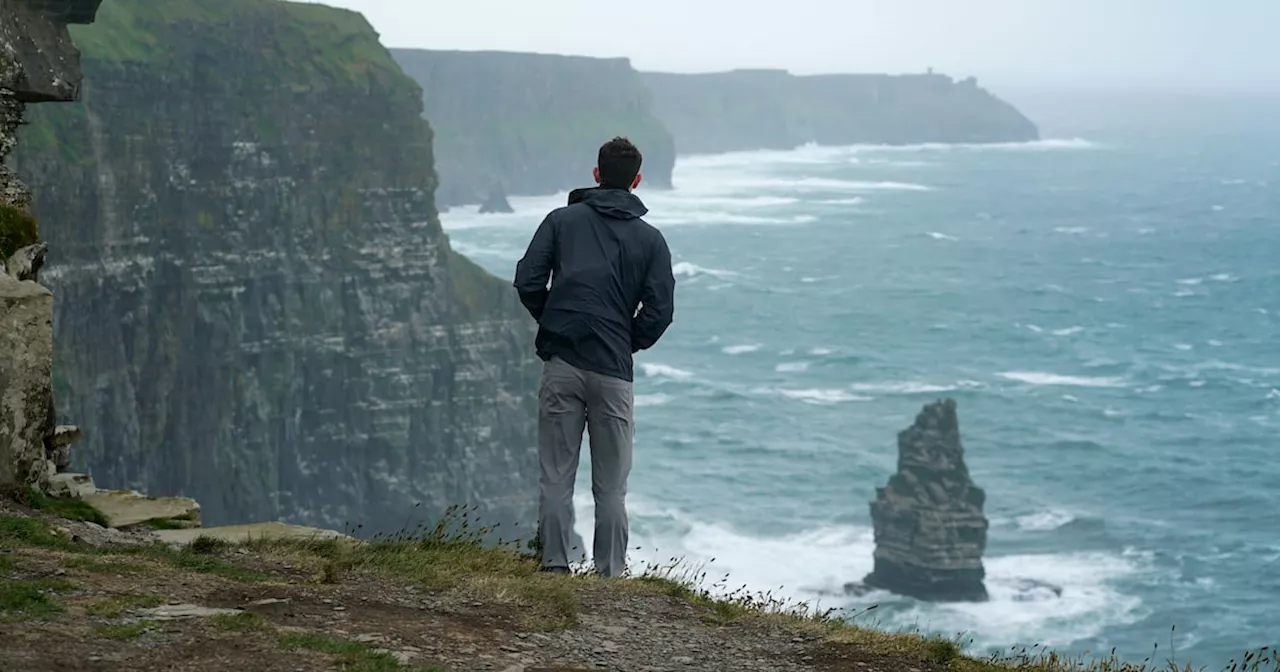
[
  {"xmin": 69, "ymin": 0, "xmax": 401, "ymax": 83},
  {"xmin": 2, "ymin": 496, "xmax": 1274, "ymax": 672}
]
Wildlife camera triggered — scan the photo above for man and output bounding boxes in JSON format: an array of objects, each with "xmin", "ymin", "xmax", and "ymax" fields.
[{"xmin": 512, "ymin": 137, "xmax": 676, "ymax": 577}]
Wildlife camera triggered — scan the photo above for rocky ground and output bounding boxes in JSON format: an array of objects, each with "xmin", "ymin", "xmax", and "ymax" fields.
[{"xmin": 0, "ymin": 498, "xmax": 1270, "ymax": 672}]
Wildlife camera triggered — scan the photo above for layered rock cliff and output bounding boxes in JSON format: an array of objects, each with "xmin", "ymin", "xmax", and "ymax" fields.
[
  {"xmin": 10, "ymin": 0, "xmax": 541, "ymax": 534},
  {"xmin": 642, "ymin": 69, "xmax": 1040, "ymax": 155},
  {"xmin": 863, "ymin": 398, "xmax": 990, "ymax": 602},
  {"xmin": 1, "ymin": 0, "xmax": 101, "ymax": 490},
  {"xmin": 391, "ymin": 49, "xmax": 676, "ymax": 208}
]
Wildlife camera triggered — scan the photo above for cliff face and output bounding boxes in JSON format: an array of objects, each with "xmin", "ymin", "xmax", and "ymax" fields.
[
  {"xmin": 1, "ymin": 0, "xmax": 101, "ymax": 490},
  {"xmin": 391, "ymin": 49, "xmax": 676, "ymax": 208},
  {"xmin": 863, "ymin": 398, "xmax": 990, "ymax": 602},
  {"xmin": 642, "ymin": 69, "xmax": 1040, "ymax": 155},
  {"xmin": 10, "ymin": 0, "xmax": 541, "ymax": 533}
]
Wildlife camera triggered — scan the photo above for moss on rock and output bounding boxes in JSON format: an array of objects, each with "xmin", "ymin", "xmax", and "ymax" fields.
[{"xmin": 0, "ymin": 202, "xmax": 39, "ymax": 262}]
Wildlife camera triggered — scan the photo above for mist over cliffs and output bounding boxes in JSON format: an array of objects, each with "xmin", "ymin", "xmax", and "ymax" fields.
[
  {"xmin": 391, "ymin": 49, "xmax": 676, "ymax": 209},
  {"xmin": 391, "ymin": 52, "xmax": 1039, "ymax": 206},
  {"xmin": 642, "ymin": 69, "xmax": 1040, "ymax": 155},
  {"xmin": 11, "ymin": 0, "xmax": 540, "ymax": 533}
]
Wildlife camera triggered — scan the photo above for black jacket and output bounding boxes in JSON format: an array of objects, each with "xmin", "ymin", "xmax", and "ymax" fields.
[{"xmin": 513, "ymin": 187, "xmax": 675, "ymax": 382}]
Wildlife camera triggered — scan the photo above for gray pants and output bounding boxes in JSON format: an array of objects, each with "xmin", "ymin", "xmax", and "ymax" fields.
[{"xmin": 538, "ymin": 356, "xmax": 634, "ymax": 577}]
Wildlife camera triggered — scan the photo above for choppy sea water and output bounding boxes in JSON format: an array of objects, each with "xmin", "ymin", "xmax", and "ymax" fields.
[{"xmin": 440, "ymin": 114, "xmax": 1279, "ymax": 666}]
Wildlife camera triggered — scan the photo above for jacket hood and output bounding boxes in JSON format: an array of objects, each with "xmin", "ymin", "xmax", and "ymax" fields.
[{"xmin": 568, "ymin": 186, "xmax": 648, "ymax": 220}]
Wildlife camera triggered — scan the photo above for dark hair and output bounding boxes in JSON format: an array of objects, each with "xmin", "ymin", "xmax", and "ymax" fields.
[{"xmin": 597, "ymin": 136, "xmax": 643, "ymax": 189}]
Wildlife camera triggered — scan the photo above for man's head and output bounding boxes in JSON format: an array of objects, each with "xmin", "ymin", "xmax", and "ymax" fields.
[{"xmin": 593, "ymin": 136, "xmax": 643, "ymax": 191}]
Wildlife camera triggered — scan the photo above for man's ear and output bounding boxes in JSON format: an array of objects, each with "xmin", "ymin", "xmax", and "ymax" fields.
[
  {"xmin": 632, "ymin": 173, "xmax": 643, "ymax": 190},
  {"xmin": 592, "ymin": 167, "xmax": 602, "ymax": 185}
]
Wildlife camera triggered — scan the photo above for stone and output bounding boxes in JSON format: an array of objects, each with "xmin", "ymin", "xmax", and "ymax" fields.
[
  {"xmin": 135, "ymin": 604, "xmax": 242, "ymax": 620},
  {"xmin": 5, "ymin": 242, "xmax": 46, "ymax": 282},
  {"xmin": 48, "ymin": 424, "xmax": 79, "ymax": 472},
  {"xmin": 862, "ymin": 398, "xmax": 990, "ymax": 602},
  {"xmin": 152, "ymin": 521, "xmax": 350, "ymax": 546},
  {"xmin": 478, "ymin": 183, "xmax": 515, "ymax": 214},
  {"xmin": 47, "ymin": 471, "xmax": 95, "ymax": 498},
  {"xmin": 81, "ymin": 489, "xmax": 202, "ymax": 529},
  {"xmin": 0, "ymin": 0, "xmax": 101, "ymax": 103},
  {"xmin": 0, "ymin": 275, "xmax": 55, "ymax": 489}
]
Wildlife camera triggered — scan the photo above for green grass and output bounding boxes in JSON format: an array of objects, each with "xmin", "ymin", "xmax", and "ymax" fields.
[
  {"xmin": 85, "ymin": 594, "xmax": 162, "ymax": 618},
  {"xmin": 20, "ymin": 488, "xmax": 111, "ymax": 527},
  {"xmin": 280, "ymin": 632, "xmax": 441, "ymax": 672},
  {"xmin": 93, "ymin": 621, "xmax": 153, "ymax": 640},
  {"xmin": 0, "ymin": 202, "xmax": 39, "ymax": 262},
  {"xmin": 136, "ymin": 512, "xmax": 200, "ymax": 530},
  {"xmin": 69, "ymin": 0, "xmax": 402, "ymax": 83},
  {"xmin": 0, "ymin": 513, "xmax": 78, "ymax": 551},
  {"xmin": 118, "ymin": 543, "xmax": 269, "ymax": 583},
  {"xmin": 210, "ymin": 611, "xmax": 270, "ymax": 632},
  {"xmin": 0, "ymin": 577, "xmax": 77, "ymax": 621},
  {"xmin": 64, "ymin": 556, "xmax": 146, "ymax": 575}
]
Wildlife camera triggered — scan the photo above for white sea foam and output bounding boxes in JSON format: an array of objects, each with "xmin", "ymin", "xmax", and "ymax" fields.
[
  {"xmin": 775, "ymin": 361, "xmax": 811, "ymax": 373},
  {"xmin": 568, "ymin": 493, "xmax": 1143, "ymax": 653},
  {"xmin": 820, "ymin": 197, "xmax": 867, "ymax": 205},
  {"xmin": 639, "ymin": 363, "xmax": 694, "ymax": 380},
  {"xmin": 722, "ymin": 344, "xmax": 762, "ymax": 355},
  {"xmin": 672, "ymin": 261, "xmax": 736, "ymax": 279},
  {"xmin": 849, "ymin": 380, "xmax": 982, "ymax": 394},
  {"xmin": 808, "ymin": 347, "xmax": 834, "ymax": 356},
  {"xmin": 1054, "ymin": 226, "xmax": 1089, "ymax": 234},
  {"xmin": 635, "ymin": 393, "xmax": 673, "ymax": 408},
  {"xmin": 998, "ymin": 371, "xmax": 1128, "ymax": 388},
  {"xmin": 777, "ymin": 388, "xmax": 871, "ymax": 404},
  {"xmin": 1013, "ymin": 510, "xmax": 1078, "ymax": 531},
  {"xmin": 927, "ymin": 232, "xmax": 960, "ymax": 241},
  {"xmin": 1052, "ymin": 326, "xmax": 1085, "ymax": 336}
]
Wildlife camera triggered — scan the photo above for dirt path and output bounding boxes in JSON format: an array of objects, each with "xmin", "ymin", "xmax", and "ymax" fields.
[{"xmin": 2, "ymin": 502, "xmax": 1250, "ymax": 672}]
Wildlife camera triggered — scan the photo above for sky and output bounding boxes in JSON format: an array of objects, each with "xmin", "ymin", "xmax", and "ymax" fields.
[{"xmin": 298, "ymin": 0, "xmax": 1278, "ymax": 94}]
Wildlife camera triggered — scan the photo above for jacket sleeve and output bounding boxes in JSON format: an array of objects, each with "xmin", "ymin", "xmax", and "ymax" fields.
[
  {"xmin": 632, "ymin": 232, "xmax": 676, "ymax": 352},
  {"xmin": 513, "ymin": 213, "xmax": 556, "ymax": 321}
]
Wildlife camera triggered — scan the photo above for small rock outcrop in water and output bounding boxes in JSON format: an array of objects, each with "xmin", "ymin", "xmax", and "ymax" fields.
[
  {"xmin": 862, "ymin": 398, "xmax": 990, "ymax": 602},
  {"xmin": 478, "ymin": 183, "xmax": 514, "ymax": 214}
]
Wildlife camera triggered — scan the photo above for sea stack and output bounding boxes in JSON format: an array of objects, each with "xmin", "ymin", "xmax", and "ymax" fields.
[
  {"xmin": 477, "ymin": 183, "xmax": 514, "ymax": 214},
  {"xmin": 863, "ymin": 398, "xmax": 990, "ymax": 602}
]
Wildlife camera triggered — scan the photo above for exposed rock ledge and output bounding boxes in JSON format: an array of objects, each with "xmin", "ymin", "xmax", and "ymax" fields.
[
  {"xmin": 861, "ymin": 398, "xmax": 991, "ymax": 602},
  {"xmin": 0, "ymin": 0, "xmax": 101, "ymax": 490}
]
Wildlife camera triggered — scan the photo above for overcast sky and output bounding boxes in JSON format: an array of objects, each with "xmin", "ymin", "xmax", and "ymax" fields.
[{"xmin": 300, "ymin": 0, "xmax": 1276, "ymax": 94}]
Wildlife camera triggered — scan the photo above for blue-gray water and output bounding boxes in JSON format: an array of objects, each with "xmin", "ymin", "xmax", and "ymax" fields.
[{"xmin": 441, "ymin": 103, "xmax": 1279, "ymax": 666}]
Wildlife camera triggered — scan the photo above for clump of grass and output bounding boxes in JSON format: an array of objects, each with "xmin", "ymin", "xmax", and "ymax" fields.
[
  {"xmin": 0, "ymin": 513, "xmax": 78, "ymax": 551},
  {"xmin": 117, "ymin": 542, "xmax": 268, "ymax": 583},
  {"xmin": 188, "ymin": 535, "xmax": 229, "ymax": 555},
  {"xmin": 632, "ymin": 556, "xmax": 836, "ymax": 628},
  {"xmin": 85, "ymin": 594, "xmax": 163, "ymax": 618},
  {"xmin": 0, "ymin": 576, "xmax": 77, "ymax": 621},
  {"xmin": 64, "ymin": 556, "xmax": 146, "ymax": 575},
  {"xmin": 0, "ymin": 202, "xmax": 39, "ymax": 262},
  {"xmin": 257, "ymin": 505, "xmax": 579, "ymax": 631},
  {"xmin": 4, "ymin": 487, "xmax": 110, "ymax": 527},
  {"xmin": 210, "ymin": 611, "xmax": 270, "ymax": 632},
  {"xmin": 279, "ymin": 632, "xmax": 428, "ymax": 672},
  {"xmin": 93, "ymin": 621, "xmax": 153, "ymax": 640},
  {"xmin": 136, "ymin": 512, "xmax": 200, "ymax": 530}
]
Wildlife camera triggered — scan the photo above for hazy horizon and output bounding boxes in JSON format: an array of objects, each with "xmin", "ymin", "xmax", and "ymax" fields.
[{"xmin": 299, "ymin": 0, "xmax": 1277, "ymax": 96}]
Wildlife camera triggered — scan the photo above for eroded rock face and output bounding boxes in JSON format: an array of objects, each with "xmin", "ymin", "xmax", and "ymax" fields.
[
  {"xmin": 0, "ymin": 275, "xmax": 55, "ymax": 488},
  {"xmin": 0, "ymin": 0, "xmax": 99, "ymax": 491},
  {"xmin": 13, "ymin": 0, "xmax": 540, "ymax": 536},
  {"xmin": 863, "ymin": 398, "xmax": 990, "ymax": 602}
]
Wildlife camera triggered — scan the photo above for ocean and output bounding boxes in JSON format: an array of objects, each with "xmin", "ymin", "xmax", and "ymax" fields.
[{"xmin": 438, "ymin": 96, "xmax": 1279, "ymax": 667}]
